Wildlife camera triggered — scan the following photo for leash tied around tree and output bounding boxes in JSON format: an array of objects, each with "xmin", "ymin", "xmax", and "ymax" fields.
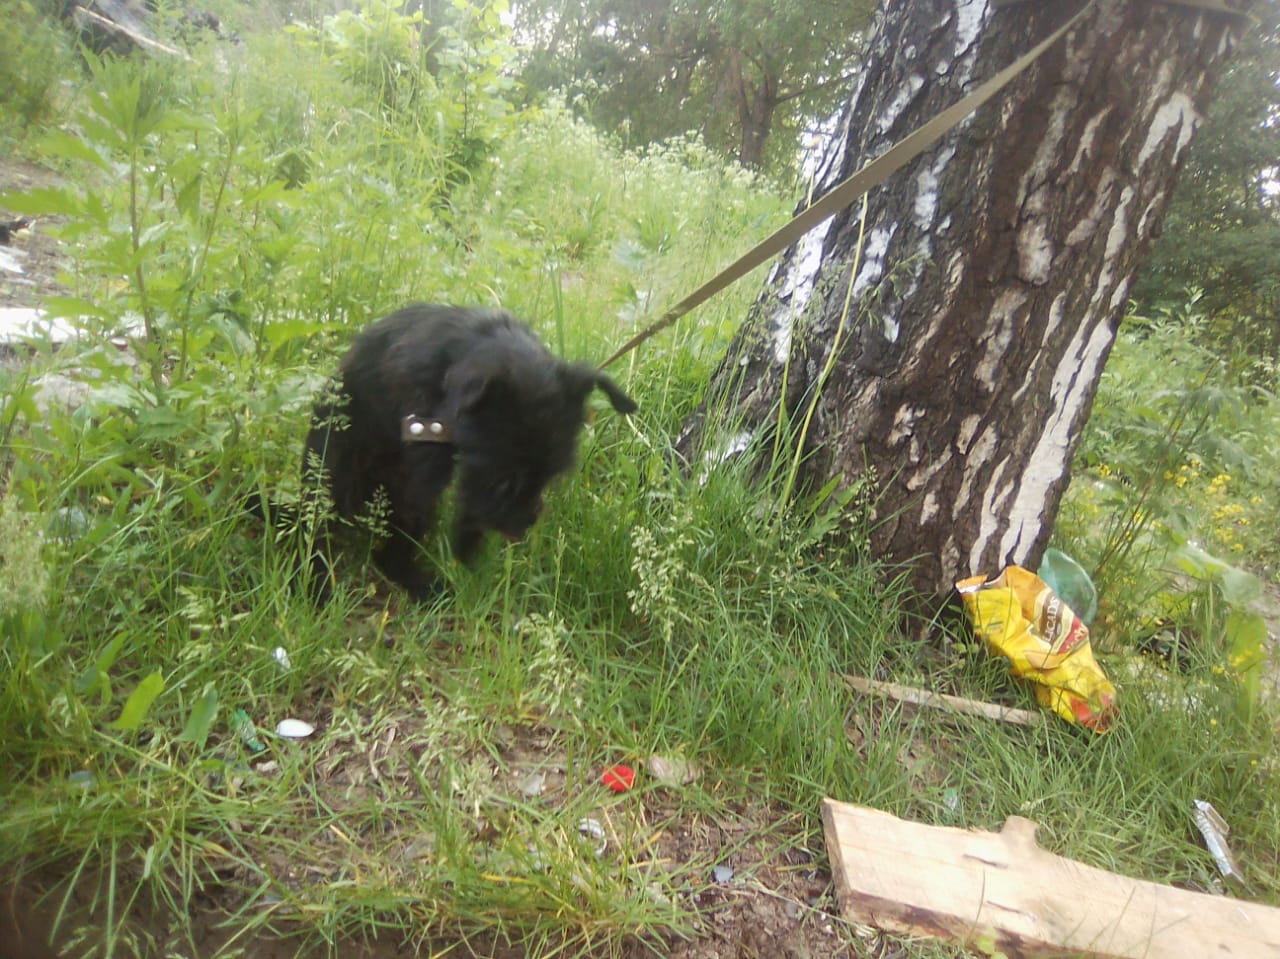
[{"xmin": 599, "ymin": 0, "xmax": 1252, "ymax": 371}]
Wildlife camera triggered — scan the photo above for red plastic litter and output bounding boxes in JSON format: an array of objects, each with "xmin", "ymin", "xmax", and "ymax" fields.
[{"xmin": 602, "ymin": 764, "xmax": 635, "ymax": 792}]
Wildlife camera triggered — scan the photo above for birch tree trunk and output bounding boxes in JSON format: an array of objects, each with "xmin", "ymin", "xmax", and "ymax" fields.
[{"xmin": 678, "ymin": 0, "xmax": 1252, "ymax": 601}]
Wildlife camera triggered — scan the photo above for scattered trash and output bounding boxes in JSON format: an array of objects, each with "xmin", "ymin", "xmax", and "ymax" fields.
[
  {"xmin": 1038, "ymin": 547, "xmax": 1098, "ymax": 624},
  {"xmin": 942, "ymin": 788, "xmax": 960, "ymax": 814},
  {"xmin": 518, "ymin": 770, "xmax": 547, "ymax": 798},
  {"xmin": 956, "ymin": 565, "xmax": 1117, "ymax": 731},
  {"xmin": 399, "ymin": 836, "xmax": 436, "ymax": 862},
  {"xmin": 576, "ymin": 817, "xmax": 607, "ymax": 856},
  {"xmin": 1192, "ymin": 800, "xmax": 1243, "ymax": 882},
  {"xmin": 274, "ymin": 718, "xmax": 315, "ymax": 739},
  {"xmin": 68, "ymin": 770, "xmax": 94, "ymax": 789},
  {"xmin": 0, "ymin": 247, "xmax": 24, "ymax": 275},
  {"xmin": 0, "ymin": 306, "xmax": 144, "ymax": 346},
  {"xmin": 0, "ymin": 216, "xmax": 33, "ymax": 246},
  {"xmin": 712, "ymin": 863, "xmax": 734, "ymax": 884},
  {"xmin": 602, "ymin": 763, "xmax": 635, "ymax": 792},
  {"xmin": 231, "ymin": 709, "xmax": 266, "ymax": 754},
  {"xmin": 48, "ymin": 506, "xmax": 90, "ymax": 545},
  {"xmin": 645, "ymin": 881, "xmax": 672, "ymax": 906},
  {"xmin": 647, "ymin": 753, "xmax": 700, "ymax": 786}
]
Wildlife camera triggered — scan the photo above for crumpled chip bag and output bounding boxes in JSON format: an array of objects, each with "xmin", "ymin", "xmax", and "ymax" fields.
[{"xmin": 956, "ymin": 566, "xmax": 1117, "ymax": 732}]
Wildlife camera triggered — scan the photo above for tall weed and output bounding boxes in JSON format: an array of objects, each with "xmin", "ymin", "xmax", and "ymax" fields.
[{"xmin": 0, "ymin": 1, "xmax": 78, "ymax": 135}]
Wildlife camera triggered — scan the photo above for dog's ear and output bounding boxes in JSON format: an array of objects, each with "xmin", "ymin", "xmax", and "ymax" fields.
[
  {"xmin": 446, "ymin": 365, "xmax": 509, "ymax": 414},
  {"xmin": 455, "ymin": 373, "xmax": 494, "ymax": 411},
  {"xmin": 561, "ymin": 363, "xmax": 637, "ymax": 415}
]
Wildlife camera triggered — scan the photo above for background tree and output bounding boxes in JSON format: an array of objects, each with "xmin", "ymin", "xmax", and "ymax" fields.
[
  {"xmin": 1133, "ymin": 1, "xmax": 1280, "ymax": 357},
  {"xmin": 510, "ymin": 0, "xmax": 875, "ymax": 171},
  {"xmin": 677, "ymin": 0, "xmax": 1255, "ymax": 604}
]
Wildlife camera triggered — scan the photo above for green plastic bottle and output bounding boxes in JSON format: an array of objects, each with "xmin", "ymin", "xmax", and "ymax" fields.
[{"xmin": 1038, "ymin": 548, "xmax": 1098, "ymax": 624}]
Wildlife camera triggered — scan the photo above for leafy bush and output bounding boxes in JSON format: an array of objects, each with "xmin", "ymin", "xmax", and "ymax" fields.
[
  {"xmin": 0, "ymin": 0, "xmax": 78, "ymax": 135},
  {"xmin": 1057, "ymin": 300, "xmax": 1278, "ymax": 717},
  {"xmin": 287, "ymin": 0, "xmax": 518, "ymax": 187}
]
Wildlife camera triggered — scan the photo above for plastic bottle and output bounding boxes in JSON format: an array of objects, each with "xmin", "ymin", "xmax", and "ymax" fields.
[{"xmin": 1038, "ymin": 548, "xmax": 1098, "ymax": 624}]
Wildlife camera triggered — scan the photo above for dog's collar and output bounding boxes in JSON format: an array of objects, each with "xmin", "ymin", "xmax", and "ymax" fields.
[{"xmin": 401, "ymin": 414, "xmax": 454, "ymax": 445}]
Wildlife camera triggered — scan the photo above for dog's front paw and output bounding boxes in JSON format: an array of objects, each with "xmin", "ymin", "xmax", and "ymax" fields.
[
  {"xmin": 400, "ymin": 568, "xmax": 441, "ymax": 603},
  {"xmin": 452, "ymin": 524, "xmax": 486, "ymax": 566}
]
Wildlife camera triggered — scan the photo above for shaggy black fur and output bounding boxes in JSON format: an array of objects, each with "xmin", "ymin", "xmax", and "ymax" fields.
[{"xmin": 299, "ymin": 304, "xmax": 636, "ymax": 603}]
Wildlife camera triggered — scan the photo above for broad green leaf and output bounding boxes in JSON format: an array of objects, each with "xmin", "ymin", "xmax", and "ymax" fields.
[
  {"xmin": 0, "ymin": 186, "xmax": 83, "ymax": 217},
  {"xmin": 109, "ymin": 672, "xmax": 165, "ymax": 731},
  {"xmin": 39, "ymin": 297, "xmax": 116, "ymax": 322},
  {"xmin": 1226, "ymin": 610, "xmax": 1267, "ymax": 713},
  {"xmin": 76, "ymin": 635, "xmax": 126, "ymax": 696},
  {"xmin": 178, "ymin": 687, "xmax": 219, "ymax": 748},
  {"xmin": 156, "ymin": 109, "xmax": 219, "ymax": 137},
  {"xmin": 1218, "ymin": 565, "xmax": 1262, "ymax": 607},
  {"xmin": 1173, "ymin": 543, "xmax": 1223, "ymax": 579},
  {"xmin": 1175, "ymin": 544, "xmax": 1262, "ymax": 605},
  {"xmin": 137, "ymin": 221, "xmax": 176, "ymax": 250},
  {"xmin": 176, "ymin": 175, "xmax": 204, "ymax": 219},
  {"xmin": 261, "ymin": 319, "xmax": 336, "ymax": 351},
  {"xmin": 243, "ymin": 179, "xmax": 294, "ymax": 207},
  {"xmin": 38, "ymin": 130, "xmax": 110, "ymax": 170},
  {"xmin": 134, "ymin": 405, "xmax": 193, "ymax": 442}
]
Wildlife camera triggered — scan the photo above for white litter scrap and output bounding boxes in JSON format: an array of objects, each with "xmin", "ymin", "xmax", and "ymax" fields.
[
  {"xmin": 576, "ymin": 817, "xmax": 607, "ymax": 857},
  {"xmin": 1192, "ymin": 800, "xmax": 1243, "ymax": 882},
  {"xmin": 647, "ymin": 754, "xmax": 700, "ymax": 787},
  {"xmin": 274, "ymin": 718, "xmax": 316, "ymax": 739},
  {"xmin": 0, "ymin": 247, "xmax": 26, "ymax": 275},
  {"xmin": 518, "ymin": 770, "xmax": 547, "ymax": 798},
  {"xmin": 0, "ymin": 306, "xmax": 73, "ymax": 343},
  {"xmin": 0, "ymin": 307, "xmax": 145, "ymax": 345}
]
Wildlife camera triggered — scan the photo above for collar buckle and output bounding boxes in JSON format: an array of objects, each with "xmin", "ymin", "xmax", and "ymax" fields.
[{"xmin": 401, "ymin": 414, "xmax": 453, "ymax": 444}]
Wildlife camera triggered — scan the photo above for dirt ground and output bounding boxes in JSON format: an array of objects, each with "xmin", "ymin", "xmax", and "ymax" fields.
[
  {"xmin": 2, "ymin": 800, "xmax": 873, "ymax": 959},
  {"xmin": 0, "ymin": 157, "xmax": 69, "ymax": 310},
  {"xmin": 3, "ymin": 831, "xmax": 869, "ymax": 959}
]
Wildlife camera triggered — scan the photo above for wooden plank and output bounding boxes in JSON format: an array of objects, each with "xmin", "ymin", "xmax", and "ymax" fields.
[
  {"xmin": 821, "ymin": 799, "xmax": 1280, "ymax": 958},
  {"xmin": 844, "ymin": 675, "xmax": 1043, "ymax": 727}
]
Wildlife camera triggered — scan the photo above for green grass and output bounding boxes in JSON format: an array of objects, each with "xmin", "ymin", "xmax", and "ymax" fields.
[{"xmin": 1, "ymin": 4, "xmax": 1279, "ymax": 957}]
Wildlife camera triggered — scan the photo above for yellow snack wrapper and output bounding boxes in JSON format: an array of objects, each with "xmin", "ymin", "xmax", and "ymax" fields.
[{"xmin": 956, "ymin": 566, "xmax": 1117, "ymax": 732}]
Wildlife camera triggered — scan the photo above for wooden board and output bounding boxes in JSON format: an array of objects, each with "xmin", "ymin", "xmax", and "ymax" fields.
[{"xmin": 822, "ymin": 799, "xmax": 1280, "ymax": 958}]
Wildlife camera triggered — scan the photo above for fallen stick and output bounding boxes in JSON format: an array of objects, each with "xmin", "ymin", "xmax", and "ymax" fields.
[
  {"xmin": 73, "ymin": 6, "xmax": 192, "ymax": 60},
  {"xmin": 822, "ymin": 799, "xmax": 1280, "ymax": 958},
  {"xmin": 844, "ymin": 674, "xmax": 1042, "ymax": 727}
]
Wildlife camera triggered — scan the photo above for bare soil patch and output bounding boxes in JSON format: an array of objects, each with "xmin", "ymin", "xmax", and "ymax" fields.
[
  {"xmin": 2, "ymin": 708, "xmax": 872, "ymax": 959},
  {"xmin": 0, "ymin": 156, "xmax": 70, "ymax": 309}
]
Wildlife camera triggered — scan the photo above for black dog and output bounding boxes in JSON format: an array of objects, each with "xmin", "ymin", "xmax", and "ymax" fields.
[{"xmin": 298, "ymin": 304, "xmax": 636, "ymax": 603}]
